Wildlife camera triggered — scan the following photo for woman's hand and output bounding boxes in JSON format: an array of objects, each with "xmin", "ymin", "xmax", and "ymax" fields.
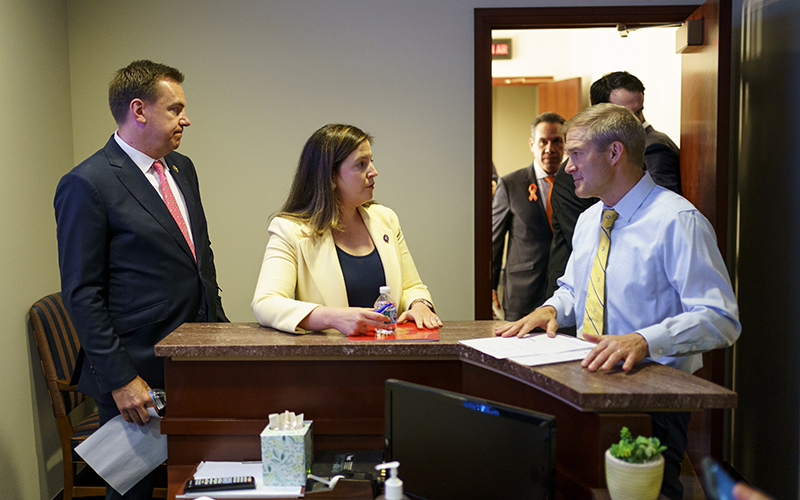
[
  {"xmin": 300, "ymin": 306, "xmax": 391, "ymax": 336},
  {"xmin": 398, "ymin": 301, "xmax": 441, "ymax": 330}
]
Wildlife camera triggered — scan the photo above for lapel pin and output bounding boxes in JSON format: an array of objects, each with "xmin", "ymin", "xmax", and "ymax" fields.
[
  {"xmin": 383, "ymin": 234, "xmax": 389, "ymax": 243},
  {"xmin": 172, "ymin": 165, "xmax": 179, "ymax": 173},
  {"xmin": 528, "ymin": 183, "xmax": 539, "ymax": 202}
]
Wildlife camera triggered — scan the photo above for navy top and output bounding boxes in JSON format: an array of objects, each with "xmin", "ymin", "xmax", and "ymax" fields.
[{"xmin": 336, "ymin": 245, "xmax": 386, "ymax": 308}]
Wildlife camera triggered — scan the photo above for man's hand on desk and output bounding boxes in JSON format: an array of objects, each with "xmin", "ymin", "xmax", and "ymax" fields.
[
  {"xmin": 111, "ymin": 375, "xmax": 154, "ymax": 426},
  {"xmin": 494, "ymin": 306, "xmax": 559, "ymax": 338},
  {"xmin": 581, "ymin": 332, "xmax": 649, "ymax": 372}
]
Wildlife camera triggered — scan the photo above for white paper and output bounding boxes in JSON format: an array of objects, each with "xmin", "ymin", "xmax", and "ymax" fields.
[
  {"xmin": 75, "ymin": 413, "xmax": 167, "ymax": 495},
  {"xmin": 508, "ymin": 349, "xmax": 592, "ymax": 366},
  {"xmin": 177, "ymin": 461, "xmax": 303, "ymax": 499},
  {"xmin": 460, "ymin": 333, "xmax": 594, "ymax": 364}
]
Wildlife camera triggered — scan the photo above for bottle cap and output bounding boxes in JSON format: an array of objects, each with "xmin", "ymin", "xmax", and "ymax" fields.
[{"xmin": 380, "ymin": 286, "xmax": 391, "ymax": 295}]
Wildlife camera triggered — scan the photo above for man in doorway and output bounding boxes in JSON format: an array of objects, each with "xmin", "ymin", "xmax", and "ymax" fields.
[
  {"xmin": 591, "ymin": 70, "xmax": 681, "ymax": 194},
  {"xmin": 496, "ymin": 104, "xmax": 740, "ymax": 500},
  {"xmin": 492, "ymin": 112, "xmax": 565, "ymax": 321},
  {"xmin": 545, "ymin": 70, "xmax": 682, "ymax": 297},
  {"xmin": 55, "ymin": 60, "xmax": 229, "ymax": 499}
]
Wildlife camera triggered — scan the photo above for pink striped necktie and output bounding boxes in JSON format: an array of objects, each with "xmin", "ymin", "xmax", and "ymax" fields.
[{"xmin": 152, "ymin": 160, "xmax": 196, "ymax": 261}]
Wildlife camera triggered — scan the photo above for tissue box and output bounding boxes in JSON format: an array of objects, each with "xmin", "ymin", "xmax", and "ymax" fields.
[{"xmin": 260, "ymin": 421, "xmax": 313, "ymax": 486}]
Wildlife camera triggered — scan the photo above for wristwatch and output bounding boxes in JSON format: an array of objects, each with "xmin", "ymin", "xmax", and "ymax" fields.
[{"xmin": 409, "ymin": 298, "xmax": 435, "ymax": 313}]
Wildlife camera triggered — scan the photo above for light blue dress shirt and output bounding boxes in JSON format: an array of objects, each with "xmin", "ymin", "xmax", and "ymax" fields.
[{"xmin": 544, "ymin": 172, "xmax": 741, "ymax": 373}]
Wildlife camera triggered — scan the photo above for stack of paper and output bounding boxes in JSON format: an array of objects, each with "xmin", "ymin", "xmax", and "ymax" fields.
[
  {"xmin": 75, "ymin": 411, "xmax": 166, "ymax": 496},
  {"xmin": 460, "ymin": 333, "xmax": 594, "ymax": 366}
]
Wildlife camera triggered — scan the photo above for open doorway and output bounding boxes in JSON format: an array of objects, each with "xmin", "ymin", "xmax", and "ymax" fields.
[
  {"xmin": 473, "ymin": 4, "xmax": 730, "ymax": 320},
  {"xmin": 474, "ymin": 0, "xmax": 734, "ymax": 484},
  {"xmin": 489, "ymin": 25, "xmax": 683, "ymax": 321},
  {"xmin": 491, "ymin": 27, "xmax": 682, "ymax": 180}
]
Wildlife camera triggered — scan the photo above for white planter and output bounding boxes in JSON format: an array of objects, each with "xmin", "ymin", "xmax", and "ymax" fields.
[{"xmin": 605, "ymin": 449, "xmax": 665, "ymax": 500}]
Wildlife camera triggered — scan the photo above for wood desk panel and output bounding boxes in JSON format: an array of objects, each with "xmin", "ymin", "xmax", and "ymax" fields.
[
  {"xmin": 163, "ymin": 358, "xmax": 462, "ymax": 463},
  {"xmin": 157, "ymin": 322, "xmax": 735, "ymax": 499}
]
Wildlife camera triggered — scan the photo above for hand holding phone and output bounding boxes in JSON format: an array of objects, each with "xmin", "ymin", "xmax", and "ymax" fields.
[{"xmin": 702, "ymin": 457, "xmax": 736, "ymax": 500}]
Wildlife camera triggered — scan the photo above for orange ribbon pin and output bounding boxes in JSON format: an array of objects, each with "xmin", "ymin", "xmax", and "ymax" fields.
[{"xmin": 528, "ymin": 183, "xmax": 538, "ymax": 202}]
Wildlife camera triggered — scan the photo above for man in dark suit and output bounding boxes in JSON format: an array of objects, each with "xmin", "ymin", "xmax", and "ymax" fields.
[
  {"xmin": 54, "ymin": 60, "xmax": 228, "ymax": 499},
  {"xmin": 546, "ymin": 71, "xmax": 682, "ymax": 300},
  {"xmin": 545, "ymin": 164, "xmax": 597, "ymax": 299},
  {"xmin": 590, "ymin": 71, "xmax": 681, "ymax": 194},
  {"xmin": 492, "ymin": 112, "xmax": 565, "ymax": 321}
]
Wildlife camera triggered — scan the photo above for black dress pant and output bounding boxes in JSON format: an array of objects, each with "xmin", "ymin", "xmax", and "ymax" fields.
[{"xmin": 651, "ymin": 411, "xmax": 692, "ymax": 500}]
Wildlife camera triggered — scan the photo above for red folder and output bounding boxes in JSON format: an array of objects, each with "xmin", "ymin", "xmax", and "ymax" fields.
[{"xmin": 348, "ymin": 322, "xmax": 439, "ymax": 341}]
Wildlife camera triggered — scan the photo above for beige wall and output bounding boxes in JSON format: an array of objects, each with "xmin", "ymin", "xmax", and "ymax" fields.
[
  {"xmin": 5, "ymin": 0, "xmax": 701, "ymax": 498},
  {"xmin": 0, "ymin": 0, "xmax": 73, "ymax": 498},
  {"xmin": 492, "ymin": 85, "xmax": 538, "ymax": 178}
]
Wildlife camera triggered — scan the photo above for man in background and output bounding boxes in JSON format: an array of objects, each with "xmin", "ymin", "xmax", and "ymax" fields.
[
  {"xmin": 492, "ymin": 112, "xmax": 565, "ymax": 321},
  {"xmin": 55, "ymin": 60, "xmax": 228, "ymax": 499},
  {"xmin": 591, "ymin": 70, "xmax": 681, "ymax": 194},
  {"xmin": 546, "ymin": 70, "xmax": 682, "ymax": 297}
]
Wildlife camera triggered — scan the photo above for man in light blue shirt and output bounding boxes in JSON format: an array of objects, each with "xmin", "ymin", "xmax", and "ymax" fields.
[{"xmin": 496, "ymin": 103, "xmax": 740, "ymax": 500}]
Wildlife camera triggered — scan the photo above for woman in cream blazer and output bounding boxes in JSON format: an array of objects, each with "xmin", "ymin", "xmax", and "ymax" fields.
[{"xmin": 252, "ymin": 124, "xmax": 439, "ymax": 335}]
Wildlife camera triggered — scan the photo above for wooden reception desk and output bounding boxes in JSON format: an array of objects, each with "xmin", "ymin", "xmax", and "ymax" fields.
[{"xmin": 155, "ymin": 322, "xmax": 735, "ymax": 500}]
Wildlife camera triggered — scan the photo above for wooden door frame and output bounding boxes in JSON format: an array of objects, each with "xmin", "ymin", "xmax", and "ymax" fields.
[{"xmin": 473, "ymin": 6, "xmax": 702, "ymax": 319}]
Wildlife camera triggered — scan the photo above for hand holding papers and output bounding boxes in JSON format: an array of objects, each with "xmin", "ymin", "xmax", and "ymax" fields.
[
  {"xmin": 75, "ymin": 409, "xmax": 167, "ymax": 495},
  {"xmin": 460, "ymin": 333, "xmax": 594, "ymax": 367}
]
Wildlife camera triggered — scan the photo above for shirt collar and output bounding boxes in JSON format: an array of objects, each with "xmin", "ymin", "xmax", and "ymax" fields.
[
  {"xmin": 114, "ymin": 131, "xmax": 162, "ymax": 175},
  {"xmin": 608, "ymin": 171, "xmax": 656, "ymax": 222},
  {"xmin": 531, "ymin": 162, "xmax": 551, "ymax": 180}
]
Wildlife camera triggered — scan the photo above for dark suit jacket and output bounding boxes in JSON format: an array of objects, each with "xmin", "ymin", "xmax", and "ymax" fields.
[
  {"xmin": 492, "ymin": 164, "xmax": 553, "ymax": 321},
  {"xmin": 645, "ymin": 124, "xmax": 681, "ymax": 195},
  {"xmin": 55, "ymin": 136, "xmax": 228, "ymax": 406},
  {"xmin": 545, "ymin": 162, "xmax": 597, "ymax": 298}
]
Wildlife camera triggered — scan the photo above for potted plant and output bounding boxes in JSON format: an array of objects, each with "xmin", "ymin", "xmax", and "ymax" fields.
[{"xmin": 605, "ymin": 426, "xmax": 667, "ymax": 500}]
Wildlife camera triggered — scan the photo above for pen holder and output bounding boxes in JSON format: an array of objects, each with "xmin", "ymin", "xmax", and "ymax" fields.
[{"xmin": 260, "ymin": 421, "xmax": 313, "ymax": 486}]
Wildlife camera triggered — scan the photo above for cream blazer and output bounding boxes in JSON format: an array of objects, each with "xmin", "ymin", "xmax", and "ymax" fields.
[{"xmin": 251, "ymin": 204, "xmax": 433, "ymax": 333}]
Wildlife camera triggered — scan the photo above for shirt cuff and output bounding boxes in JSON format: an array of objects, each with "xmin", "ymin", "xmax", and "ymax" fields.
[{"xmin": 636, "ymin": 324, "xmax": 672, "ymax": 360}]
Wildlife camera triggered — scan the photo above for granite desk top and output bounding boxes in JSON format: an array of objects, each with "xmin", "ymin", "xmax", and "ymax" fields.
[{"xmin": 155, "ymin": 321, "xmax": 736, "ymax": 412}]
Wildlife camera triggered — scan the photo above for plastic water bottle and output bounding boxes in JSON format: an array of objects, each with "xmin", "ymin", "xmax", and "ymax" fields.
[{"xmin": 374, "ymin": 286, "xmax": 397, "ymax": 334}]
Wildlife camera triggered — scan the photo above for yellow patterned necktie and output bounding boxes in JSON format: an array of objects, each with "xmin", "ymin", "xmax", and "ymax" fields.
[{"xmin": 582, "ymin": 209, "xmax": 619, "ymax": 338}]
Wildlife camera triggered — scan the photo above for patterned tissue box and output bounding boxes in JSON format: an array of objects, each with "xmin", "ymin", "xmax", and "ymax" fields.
[{"xmin": 260, "ymin": 421, "xmax": 313, "ymax": 486}]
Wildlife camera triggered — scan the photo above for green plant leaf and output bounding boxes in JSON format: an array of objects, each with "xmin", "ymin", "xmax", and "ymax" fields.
[{"xmin": 608, "ymin": 426, "xmax": 667, "ymax": 463}]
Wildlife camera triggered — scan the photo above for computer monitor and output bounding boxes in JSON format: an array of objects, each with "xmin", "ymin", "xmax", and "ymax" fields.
[{"xmin": 384, "ymin": 379, "xmax": 556, "ymax": 500}]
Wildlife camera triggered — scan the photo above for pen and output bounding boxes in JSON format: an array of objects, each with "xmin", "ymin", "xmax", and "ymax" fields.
[{"xmin": 376, "ymin": 303, "xmax": 392, "ymax": 315}]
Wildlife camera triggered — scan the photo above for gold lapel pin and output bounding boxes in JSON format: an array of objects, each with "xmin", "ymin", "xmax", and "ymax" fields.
[{"xmin": 172, "ymin": 165, "xmax": 179, "ymax": 173}]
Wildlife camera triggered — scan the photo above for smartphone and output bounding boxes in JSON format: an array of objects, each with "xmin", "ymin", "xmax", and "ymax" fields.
[{"xmin": 702, "ymin": 457, "xmax": 736, "ymax": 500}]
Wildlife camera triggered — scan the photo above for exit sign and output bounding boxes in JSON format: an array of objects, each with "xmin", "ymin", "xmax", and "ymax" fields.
[{"xmin": 492, "ymin": 39, "xmax": 512, "ymax": 60}]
